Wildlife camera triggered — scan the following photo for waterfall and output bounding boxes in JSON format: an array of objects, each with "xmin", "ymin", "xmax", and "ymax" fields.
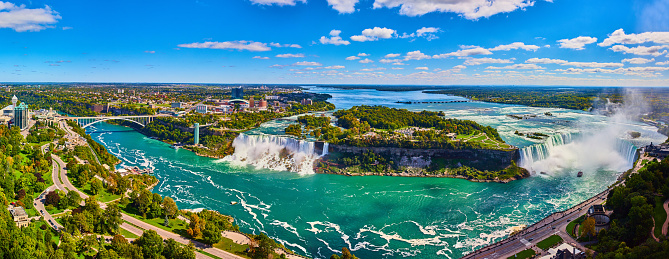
[
  {"xmin": 519, "ymin": 132, "xmax": 638, "ymax": 174},
  {"xmin": 222, "ymin": 133, "xmax": 324, "ymax": 175},
  {"xmin": 322, "ymin": 142, "xmax": 329, "ymax": 156}
]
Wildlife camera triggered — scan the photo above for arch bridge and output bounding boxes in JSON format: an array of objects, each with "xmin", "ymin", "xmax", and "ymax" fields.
[{"xmin": 63, "ymin": 115, "xmax": 165, "ymax": 128}]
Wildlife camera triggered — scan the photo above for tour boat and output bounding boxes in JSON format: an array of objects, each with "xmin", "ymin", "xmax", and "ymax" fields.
[
  {"xmin": 577, "ymin": 171, "xmax": 583, "ymax": 177},
  {"xmin": 230, "ymin": 201, "xmax": 238, "ymax": 205}
]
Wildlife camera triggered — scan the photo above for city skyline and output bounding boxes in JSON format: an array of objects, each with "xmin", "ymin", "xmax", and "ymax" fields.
[{"xmin": 2, "ymin": 0, "xmax": 669, "ymax": 86}]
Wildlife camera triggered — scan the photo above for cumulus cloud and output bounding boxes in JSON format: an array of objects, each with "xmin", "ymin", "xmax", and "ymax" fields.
[
  {"xmin": 270, "ymin": 42, "xmax": 302, "ymax": 48},
  {"xmin": 525, "ymin": 57, "xmax": 623, "ymax": 68},
  {"xmin": 433, "ymin": 46, "xmax": 492, "ymax": 58},
  {"xmin": 144, "ymin": 50, "xmax": 156, "ymax": 54},
  {"xmin": 0, "ymin": 1, "xmax": 61, "ymax": 32},
  {"xmin": 400, "ymin": 27, "xmax": 441, "ymax": 40},
  {"xmin": 359, "ymin": 58, "xmax": 374, "ymax": 63},
  {"xmin": 525, "ymin": 58, "xmax": 568, "ymax": 64},
  {"xmin": 557, "ymin": 36, "xmax": 598, "ymax": 50},
  {"xmin": 177, "ymin": 41, "xmax": 271, "ymax": 51},
  {"xmin": 453, "ymin": 65, "xmax": 467, "ymax": 70},
  {"xmin": 489, "ymin": 42, "xmax": 540, "ymax": 51},
  {"xmin": 464, "ymin": 58, "xmax": 514, "ymax": 66},
  {"xmin": 404, "ymin": 50, "xmax": 431, "ymax": 60},
  {"xmin": 371, "ymin": 0, "xmax": 540, "ymax": 20},
  {"xmin": 294, "ymin": 61, "xmax": 322, "ymax": 66},
  {"xmin": 320, "ymin": 30, "xmax": 350, "ymax": 45},
  {"xmin": 327, "ymin": 0, "xmax": 359, "ymax": 13},
  {"xmin": 358, "ymin": 53, "xmax": 370, "ymax": 56},
  {"xmin": 385, "ymin": 53, "xmax": 401, "ymax": 58},
  {"xmin": 486, "ymin": 64, "xmax": 545, "ymax": 70},
  {"xmin": 656, "ymin": 61, "xmax": 669, "ymax": 66},
  {"xmin": 253, "ymin": 56, "xmax": 270, "ymax": 59},
  {"xmin": 622, "ymin": 58, "xmax": 654, "ymax": 64},
  {"xmin": 325, "ymin": 65, "xmax": 345, "ymax": 69},
  {"xmin": 599, "ymin": 29, "xmax": 669, "ymax": 46},
  {"xmin": 276, "ymin": 53, "xmax": 305, "ymax": 58},
  {"xmin": 248, "ymin": 0, "xmax": 305, "ymax": 6},
  {"xmin": 380, "ymin": 58, "xmax": 402, "ymax": 63},
  {"xmin": 415, "ymin": 67, "xmax": 429, "ymax": 70},
  {"xmin": 345, "ymin": 56, "xmax": 360, "ymax": 60},
  {"xmin": 351, "ymin": 27, "xmax": 396, "ymax": 42},
  {"xmin": 610, "ymin": 45, "xmax": 669, "ymax": 56}
]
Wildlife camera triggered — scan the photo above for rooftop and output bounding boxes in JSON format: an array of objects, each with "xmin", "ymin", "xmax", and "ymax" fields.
[{"xmin": 10, "ymin": 206, "xmax": 27, "ymax": 217}]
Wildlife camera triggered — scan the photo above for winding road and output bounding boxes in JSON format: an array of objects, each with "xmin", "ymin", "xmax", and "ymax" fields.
[{"xmin": 663, "ymin": 199, "xmax": 669, "ymax": 237}]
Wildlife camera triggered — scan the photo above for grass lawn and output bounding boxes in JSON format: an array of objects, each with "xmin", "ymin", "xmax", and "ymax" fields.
[
  {"xmin": 119, "ymin": 228, "xmax": 139, "ymax": 239},
  {"xmin": 213, "ymin": 237, "xmax": 252, "ymax": 259},
  {"xmin": 653, "ymin": 197, "xmax": 667, "ymax": 239},
  {"xmin": 120, "ymin": 204, "xmax": 189, "ymax": 236},
  {"xmin": 537, "ymin": 235, "xmax": 563, "ymax": 250},
  {"xmin": 197, "ymin": 249, "xmax": 223, "ymax": 259},
  {"xmin": 507, "ymin": 249, "xmax": 535, "ymax": 259},
  {"xmin": 566, "ymin": 215, "xmax": 584, "ymax": 238},
  {"xmin": 80, "ymin": 182, "xmax": 121, "ymax": 203}
]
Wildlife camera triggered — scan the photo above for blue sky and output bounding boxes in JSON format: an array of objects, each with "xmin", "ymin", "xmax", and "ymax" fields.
[{"xmin": 1, "ymin": 0, "xmax": 669, "ymax": 86}]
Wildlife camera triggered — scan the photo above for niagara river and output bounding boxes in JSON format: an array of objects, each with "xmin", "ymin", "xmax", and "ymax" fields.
[{"xmin": 85, "ymin": 87, "xmax": 666, "ymax": 259}]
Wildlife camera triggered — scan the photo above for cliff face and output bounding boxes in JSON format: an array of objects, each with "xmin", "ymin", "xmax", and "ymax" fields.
[{"xmin": 316, "ymin": 142, "xmax": 519, "ymax": 171}]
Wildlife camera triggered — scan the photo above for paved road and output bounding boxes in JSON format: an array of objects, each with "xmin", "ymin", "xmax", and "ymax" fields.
[{"xmin": 33, "ymin": 186, "xmax": 64, "ymax": 230}]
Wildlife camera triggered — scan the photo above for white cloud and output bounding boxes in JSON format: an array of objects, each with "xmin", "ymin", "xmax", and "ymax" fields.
[
  {"xmin": 385, "ymin": 53, "xmax": 401, "ymax": 58},
  {"xmin": 486, "ymin": 64, "xmax": 545, "ymax": 70},
  {"xmin": 656, "ymin": 61, "xmax": 669, "ymax": 66},
  {"xmin": 320, "ymin": 30, "xmax": 351, "ymax": 45},
  {"xmin": 464, "ymin": 58, "xmax": 513, "ymax": 66},
  {"xmin": 345, "ymin": 56, "xmax": 360, "ymax": 60},
  {"xmin": 404, "ymin": 50, "xmax": 431, "ymax": 60},
  {"xmin": 294, "ymin": 61, "xmax": 322, "ymax": 66},
  {"xmin": 371, "ymin": 0, "xmax": 539, "ymax": 20},
  {"xmin": 525, "ymin": 57, "xmax": 622, "ymax": 68},
  {"xmin": 391, "ymin": 67, "xmax": 404, "ymax": 70},
  {"xmin": 0, "ymin": 1, "xmax": 61, "ymax": 32},
  {"xmin": 177, "ymin": 41, "xmax": 271, "ymax": 51},
  {"xmin": 400, "ymin": 27, "xmax": 441, "ymax": 40},
  {"xmin": 415, "ymin": 67, "xmax": 429, "ymax": 70},
  {"xmin": 253, "ymin": 56, "xmax": 270, "ymax": 59},
  {"xmin": 351, "ymin": 27, "xmax": 396, "ymax": 42},
  {"xmin": 622, "ymin": 58, "xmax": 655, "ymax": 64},
  {"xmin": 433, "ymin": 47, "xmax": 492, "ymax": 58},
  {"xmin": 144, "ymin": 50, "xmax": 156, "ymax": 54},
  {"xmin": 525, "ymin": 58, "xmax": 568, "ymax": 64},
  {"xmin": 361, "ymin": 67, "xmax": 386, "ymax": 71},
  {"xmin": 564, "ymin": 62, "xmax": 623, "ymax": 68},
  {"xmin": 270, "ymin": 42, "xmax": 302, "ymax": 48},
  {"xmin": 359, "ymin": 58, "xmax": 374, "ymax": 63},
  {"xmin": 610, "ymin": 45, "xmax": 669, "ymax": 56},
  {"xmin": 557, "ymin": 36, "xmax": 598, "ymax": 50},
  {"xmin": 599, "ymin": 29, "xmax": 669, "ymax": 46},
  {"xmin": 380, "ymin": 58, "xmax": 402, "ymax": 63},
  {"xmin": 276, "ymin": 53, "xmax": 305, "ymax": 58},
  {"xmin": 248, "ymin": 0, "xmax": 305, "ymax": 6},
  {"xmin": 489, "ymin": 42, "xmax": 540, "ymax": 51},
  {"xmin": 453, "ymin": 65, "xmax": 467, "ymax": 70},
  {"xmin": 327, "ymin": 0, "xmax": 359, "ymax": 14},
  {"xmin": 325, "ymin": 65, "xmax": 346, "ymax": 69},
  {"xmin": 393, "ymin": 62, "xmax": 406, "ymax": 65},
  {"xmin": 358, "ymin": 53, "xmax": 370, "ymax": 57}
]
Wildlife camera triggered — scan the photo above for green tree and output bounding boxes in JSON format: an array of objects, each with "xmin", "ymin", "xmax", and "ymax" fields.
[
  {"xmin": 161, "ymin": 196, "xmax": 178, "ymax": 219},
  {"xmin": 91, "ymin": 178, "xmax": 103, "ymax": 195},
  {"xmin": 581, "ymin": 217, "xmax": 596, "ymax": 238},
  {"xmin": 201, "ymin": 222, "xmax": 222, "ymax": 245},
  {"xmin": 135, "ymin": 230, "xmax": 164, "ymax": 259}
]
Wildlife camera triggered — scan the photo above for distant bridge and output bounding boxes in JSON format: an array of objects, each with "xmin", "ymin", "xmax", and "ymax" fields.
[{"xmin": 62, "ymin": 115, "xmax": 168, "ymax": 128}]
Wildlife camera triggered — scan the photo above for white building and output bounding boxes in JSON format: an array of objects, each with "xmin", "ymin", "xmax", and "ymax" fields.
[{"xmin": 196, "ymin": 104, "xmax": 208, "ymax": 114}]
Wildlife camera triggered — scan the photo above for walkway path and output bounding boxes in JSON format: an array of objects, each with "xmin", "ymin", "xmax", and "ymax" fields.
[{"xmin": 663, "ymin": 199, "xmax": 669, "ymax": 236}]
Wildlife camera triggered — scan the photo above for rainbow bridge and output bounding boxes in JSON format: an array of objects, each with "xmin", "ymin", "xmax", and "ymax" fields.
[{"xmin": 62, "ymin": 114, "xmax": 168, "ymax": 128}]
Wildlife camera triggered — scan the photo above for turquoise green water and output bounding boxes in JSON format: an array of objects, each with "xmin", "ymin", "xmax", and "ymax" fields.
[{"xmin": 86, "ymin": 88, "xmax": 666, "ymax": 259}]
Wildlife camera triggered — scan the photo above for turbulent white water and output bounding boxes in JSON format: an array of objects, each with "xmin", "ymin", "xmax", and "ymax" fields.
[
  {"xmin": 221, "ymin": 133, "xmax": 324, "ymax": 175},
  {"xmin": 519, "ymin": 132, "xmax": 637, "ymax": 175}
]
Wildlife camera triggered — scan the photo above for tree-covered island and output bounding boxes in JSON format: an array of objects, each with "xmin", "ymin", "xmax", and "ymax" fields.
[{"xmin": 291, "ymin": 106, "xmax": 529, "ymax": 182}]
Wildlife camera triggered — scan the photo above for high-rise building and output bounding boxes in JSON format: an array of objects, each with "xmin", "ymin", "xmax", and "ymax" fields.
[
  {"xmin": 249, "ymin": 97, "xmax": 255, "ymax": 108},
  {"xmin": 13, "ymin": 102, "xmax": 28, "ymax": 130},
  {"xmin": 231, "ymin": 87, "xmax": 244, "ymax": 99}
]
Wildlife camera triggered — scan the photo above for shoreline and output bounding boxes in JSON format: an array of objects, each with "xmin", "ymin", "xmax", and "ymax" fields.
[{"xmin": 314, "ymin": 169, "xmax": 528, "ymax": 183}]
